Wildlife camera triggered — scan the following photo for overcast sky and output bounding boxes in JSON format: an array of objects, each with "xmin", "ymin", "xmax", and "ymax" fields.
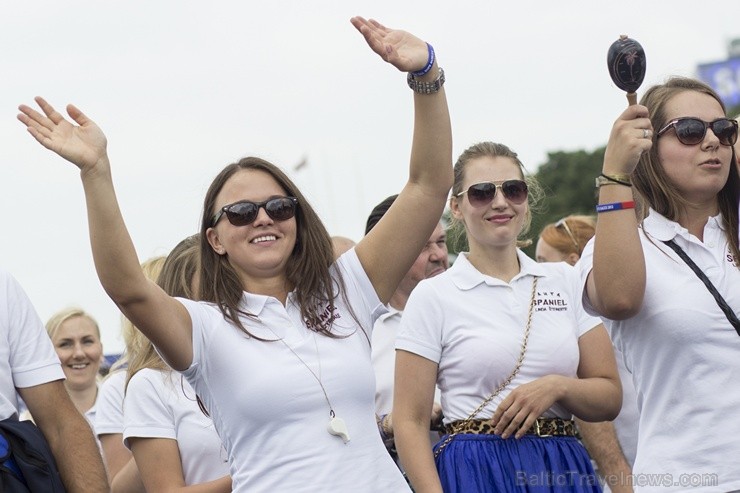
[{"xmin": 2, "ymin": 1, "xmax": 738, "ymax": 354}]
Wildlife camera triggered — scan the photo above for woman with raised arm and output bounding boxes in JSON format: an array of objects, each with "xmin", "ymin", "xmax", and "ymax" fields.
[
  {"xmin": 17, "ymin": 16, "xmax": 451, "ymax": 492},
  {"xmin": 537, "ymin": 215, "xmax": 637, "ymax": 492},
  {"xmin": 394, "ymin": 142, "xmax": 621, "ymax": 493},
  {"xmin": 123, "ymin": 234, "xmax": 232, "ymax": 493},
  {"xmin": 581, "ymin": 77, "xmax": 740, "ymax": 491}
]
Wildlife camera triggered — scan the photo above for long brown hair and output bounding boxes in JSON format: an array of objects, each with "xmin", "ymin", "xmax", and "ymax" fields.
[
  {"xmin": 635, "ymin": 77, "xmax": 740, "ymax": 264},
  {"xmin": 200, "ymin": 157, "xmax": 342, "ymax": 338}
]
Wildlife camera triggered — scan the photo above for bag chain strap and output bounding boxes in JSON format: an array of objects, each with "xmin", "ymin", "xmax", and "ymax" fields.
[{"xmin": 433, "ymin": 277, "xmax": 538, "ymax": 458}]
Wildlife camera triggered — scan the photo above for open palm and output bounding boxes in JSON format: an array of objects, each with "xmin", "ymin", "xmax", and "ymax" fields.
[
  {"xmin": 350, "ymin": 17, "xmax": 429, "ymax": 73},
  {"xmin": 18, "ymin": 97, "xmax": 108, "ymax": 171}
]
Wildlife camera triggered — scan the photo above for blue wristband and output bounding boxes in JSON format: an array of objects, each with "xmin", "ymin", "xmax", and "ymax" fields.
[
  {"xmin": 410, "ymin": 43, "xmax": 435, "ymax": 77},
  {"xmin": 595, "ymin": 201, "xmax": 635, "ymax": 213}
]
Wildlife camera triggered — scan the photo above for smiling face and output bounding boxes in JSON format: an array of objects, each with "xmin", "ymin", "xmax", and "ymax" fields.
[
  {"xmin": 451, "ymin": 155, "xmax": 527, "ymax": 252},
  {"xmin": 656, "ymin": 91, "xmax": 734, "ymax": 207},
  {"xmin": 206, "ymin": 168, "xmax": 298, "ymax": 287},
  {"xmin": 52, "ymin": 315, "xmax": 103, "ymax": 392}
]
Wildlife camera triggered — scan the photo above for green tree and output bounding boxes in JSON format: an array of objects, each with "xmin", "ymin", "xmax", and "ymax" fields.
[{"xmin": 524, "ymin": 146, "xmax": 606, "ymax": 257}]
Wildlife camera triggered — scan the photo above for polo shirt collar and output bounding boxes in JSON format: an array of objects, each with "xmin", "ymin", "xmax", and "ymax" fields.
[
  {"xmin": 240, "ymin": 291, "xmax": 270, "ymax": 315},
  {"xmin": 377, "ymin": 305, "xmax": 402, "ymax": 323},
  {"xmin": 240, "ymin": 290, "xmax": 301, "ymax": 315},
  {"xmin": 450, "ymin": 250, "xmax": 547, "ymax": 290},
  {"xmin": 643, "ymin": 208, "xmax": 725, "ymax": 242}
]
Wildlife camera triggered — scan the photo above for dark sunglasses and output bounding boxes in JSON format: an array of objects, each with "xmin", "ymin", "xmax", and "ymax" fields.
[
  {"xmin": 212, "ymin": 197, "xmax": 298, "ymax": 227},
  {"xmin": 456, "ymin": 180, "xmax": 529, "ymax": 207},
  {"xmin": 657, "ymin": 117, "xmax": 738, "ymax": 146}
]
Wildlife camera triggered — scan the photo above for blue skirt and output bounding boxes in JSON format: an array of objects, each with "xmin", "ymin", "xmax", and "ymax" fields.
[{"xmin": 433, "ymin": 434, "xmax": 601, "ymax": 493}]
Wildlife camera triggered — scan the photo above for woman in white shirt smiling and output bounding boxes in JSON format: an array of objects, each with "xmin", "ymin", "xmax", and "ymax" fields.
[{"xmin": 18, "ymin": 16, "xmax": 452, "ymax": 492}]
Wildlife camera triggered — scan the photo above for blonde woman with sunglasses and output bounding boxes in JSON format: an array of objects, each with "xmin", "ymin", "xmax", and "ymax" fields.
[
  {"xmin": 393, "ymin": 142, "xmax": 621, "ymax": 493},
  {"xmin": 17, "ymin": 16, "xmax": 451, "ymax": 492},
  {"xmin": 581, "ymin": 77, "xmax": 740, "ymax": 491}
]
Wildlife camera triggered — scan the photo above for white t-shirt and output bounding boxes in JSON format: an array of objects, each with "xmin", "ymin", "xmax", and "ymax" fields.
[
  {"xmin": 0, "ymin": 268, "xmax": 64, "ymax": 420},
  {"xmin": 123, "ymin": 368, "xmax": 229, "ymax": 486},
  {"xmin": 177, "ymin": 249, "xmax": 409, "ymax": 492},
  {"xmin": 95, "ymin": 370, "xmax": 127, "ymax": 436},
  {"xmin": 579, "ymin": 210, "xmax": 740, "ymax": 492},
  {"xmin": 397, "ymin": 251, "xmax": 601, "ymax": 424},
  {"xmin": 372, "ymin": 307, "xmax": 403, "ymax": 417},
  {"xmin": 85, "ymin": 386, "xmax": 99, "ymax": 436}
]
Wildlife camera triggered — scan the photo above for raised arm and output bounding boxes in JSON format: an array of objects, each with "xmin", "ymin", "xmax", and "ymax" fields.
[
  {"xmin": 17, "ymin": 98, "xmax": 193, "ymax": 370},
  {"xmin": 351, "ymin": 17, "xmax": 453, "ymax": 303},
  {"xmin": 586, "ymin": 105, "xmax": 651, "ymax": 319}
]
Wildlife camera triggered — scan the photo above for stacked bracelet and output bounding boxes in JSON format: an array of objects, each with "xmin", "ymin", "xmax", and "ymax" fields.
[
  {"xmin": 596, "ymin": 201, "xmax": 635, "ymax": 213},
  {"xmin": 407, "ymin": 67, "xmax": 445, "ymax": 94},
  {"xmin": 410, "ymin": 43, "xmax": 435, "ymax": 77},
  {"xmin": 595, "ymin": 173, "xmax": 632, "ymax": 188}
]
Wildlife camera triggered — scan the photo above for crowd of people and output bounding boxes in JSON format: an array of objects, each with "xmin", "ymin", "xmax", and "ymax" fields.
[{"xmin": 1, "ymin": 15, "xmax": 738, "ymax": 493}]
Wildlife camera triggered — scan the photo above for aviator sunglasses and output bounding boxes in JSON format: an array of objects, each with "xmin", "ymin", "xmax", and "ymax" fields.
[
  {"xmin": 456, "ymin": 180, "xmax": 529, "ymax": 207},
  {"xmin": 555, "ymin": 218, "xmax": 579, "ymax": 251},
  {"xmin": 657, "ymin": 117, "xmax": 738, "ymax": 146},
  {"xmin": 212, "ymin": 197, "xmax": 299, "ymax": 227}
]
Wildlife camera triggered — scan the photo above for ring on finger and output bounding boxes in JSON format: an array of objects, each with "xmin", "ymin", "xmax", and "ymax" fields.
[{"xmin": 643, "ymin": 128, "xmax": 650, "ymax": 139}]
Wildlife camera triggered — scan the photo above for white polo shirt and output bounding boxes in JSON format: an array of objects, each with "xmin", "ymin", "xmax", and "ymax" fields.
[
  {"xmin": 372, "ymin": 307, "xmax": 442, "ymax": 447},
  {"xmin": 95, "ymin": 370, "xmax": 127, "ymax": 436},
  {"xmin": 579, "ymin": 210, "xmax": 740, "ymax": 492},
  {"xmin": 0, "ymin": 269, "xmax": 64, "ymax": 420},
  {"xmin": 177, "ymin": 249, "xmax": 409, "ymax": 492},
  {"xmin": 372, "ymin": 307, "xmax": 403, "ymax": 417},
  {"xmin": 397, "ymin": 251, "xmax": 600, "ymax": 425},
  {"xmin": 123, "ymin": 368, "xmax": 230, "ymax": 486}
]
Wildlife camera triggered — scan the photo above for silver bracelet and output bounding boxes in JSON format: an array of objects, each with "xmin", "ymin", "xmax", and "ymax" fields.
[{"xmin": 407, "ymin": 67, "xmax": 445, "ymax": 94}]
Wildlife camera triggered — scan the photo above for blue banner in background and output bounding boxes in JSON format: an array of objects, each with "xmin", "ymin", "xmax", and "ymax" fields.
[{"xmin": 697, "ymin": 57, "xmax": 740, "ymax": 109}]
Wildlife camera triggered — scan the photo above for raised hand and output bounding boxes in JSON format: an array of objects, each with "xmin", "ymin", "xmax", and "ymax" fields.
[
  {"xmin": 603, "ymin": 104, "xmax": 653, "ymax": 175},
  {"xmin": 18, "ymin": 97, "xmax": 108, "ymax": 173},
  {"xmin": 350, "ymin": 16, "xmax": 430, "ymax": 73}
]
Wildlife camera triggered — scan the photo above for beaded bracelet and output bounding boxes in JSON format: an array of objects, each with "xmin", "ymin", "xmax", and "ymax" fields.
[
  {"xmin": 410, "ymin": 43, "xmax": 435, "ymax": 77},
  {"xmin": 596, "ymin": 201, "xmax": 635, "ymax": 213}
]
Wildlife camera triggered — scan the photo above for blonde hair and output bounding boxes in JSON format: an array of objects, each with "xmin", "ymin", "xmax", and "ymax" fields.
[
  {"xmin": 449, "ymin": 141, "xmax": 545, "ymax": 250},
  {"xmin": 46, "ymin": 307, "xmax": 100, "ymax": 341}
]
